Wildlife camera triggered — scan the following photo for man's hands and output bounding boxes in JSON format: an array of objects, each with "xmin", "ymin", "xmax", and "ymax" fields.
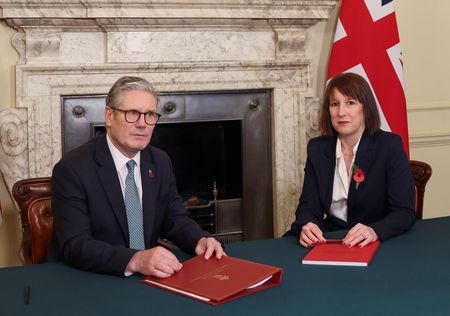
[
  {"xmin": 195, "ymin": 237, "xmax": 225, "ymax": 259},
  {"xmin": 126, "ymin": 246, "xmax": 182, "ymax": 278},
  {"xmin": 126, "ymin": 237, "xmax": 224, "ymax": 278}
]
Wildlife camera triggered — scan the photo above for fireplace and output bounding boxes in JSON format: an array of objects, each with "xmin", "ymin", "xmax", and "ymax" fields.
[
  {"xmin": 0, "ymin": 0, "xmax": 337, "ymax": 237},
  {"xmin": 62, "ymin": 90, "xmax": 273, "ymax": 242}
]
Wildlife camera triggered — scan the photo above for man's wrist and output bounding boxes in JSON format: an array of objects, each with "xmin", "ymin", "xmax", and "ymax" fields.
[{"xmin": 124, "ymin": 251, "xmax": 139, "ymax": 276}]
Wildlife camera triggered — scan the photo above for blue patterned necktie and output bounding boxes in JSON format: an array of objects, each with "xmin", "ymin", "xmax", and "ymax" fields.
[{"xmin": 125, "ymin": 160, "xmax": 145, "ymax": 250}]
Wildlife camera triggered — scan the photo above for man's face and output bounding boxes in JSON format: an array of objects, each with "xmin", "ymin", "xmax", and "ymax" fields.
[{"xmin": 105, "ymin": 89, "xmax": 157, "ymax": 158}]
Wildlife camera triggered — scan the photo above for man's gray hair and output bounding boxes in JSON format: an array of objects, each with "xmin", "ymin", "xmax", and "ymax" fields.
[{"xmin": 105, "ymin": 76, "xmax": 158, "ymax": 109}]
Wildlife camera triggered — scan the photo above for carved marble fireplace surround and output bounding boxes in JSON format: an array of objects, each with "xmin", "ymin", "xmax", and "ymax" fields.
[{"xmin": 0, "ymin": 0, "xmax": 337, "ymax": 236}]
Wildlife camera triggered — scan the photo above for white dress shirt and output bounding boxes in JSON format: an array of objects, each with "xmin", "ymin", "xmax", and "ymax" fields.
[
  {"xmin": 106, "ymin": 134, "xmax": 143, "ymax": 203},
  {"xmin": 329, "ymin": 136, "xmax": 361, "ymax": 222},
  {"xmin": 106, "ymin": 134, "xmax": 144, "ymax": 277}
]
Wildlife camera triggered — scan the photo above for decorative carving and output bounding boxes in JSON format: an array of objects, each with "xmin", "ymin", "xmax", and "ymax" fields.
[
  {"xmin": 275, "ymin": 30, "xmax": 307, "ymax": 59},
  {"xmin": 72, "ymin": 105, "xmax": 86, "ymax": 118},
  {"xmin": 412, "ymin": 168, "xmax": 426, "ymax": 180},
  {"xmin": 163, "ymin": 101, "xmax": 177, "ymax": 114},
  {"xmin": 0, "ymin": 109, "xmax": 27, "ymax": 156},
  {"xmin": 27, "ymin": 32, "xmax": 61, "ymax": 60},
  {"xmin": 12, "ymin": 32, "xmax": 26, "ymax": 65},
  {"xmin": 248, "ymin": 99, "xmax": 260, "ymax": 111},
  {"xmin": 17, "ymin": 185, "xmax": 32, "ymax": 202},
  {"xmin": 305, "ymin": 97, "xmax": 322, "ymax": 140}
]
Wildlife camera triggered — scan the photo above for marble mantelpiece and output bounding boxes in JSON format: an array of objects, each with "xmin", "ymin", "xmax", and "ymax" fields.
[{"xmin": 0, "ymin": 0, "xmax": 336, "ymax": 236}]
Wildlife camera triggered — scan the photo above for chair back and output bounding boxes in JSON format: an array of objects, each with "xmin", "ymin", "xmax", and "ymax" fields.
[
  {"xmin": 409, "ymin": 160, "xmax": 432, "ymax": 219},
  {"xmin": 12, "ymin": 177, "xmax": 52, "ymax": 264}
]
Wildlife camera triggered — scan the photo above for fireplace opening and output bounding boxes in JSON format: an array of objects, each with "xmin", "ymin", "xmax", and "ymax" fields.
[
  {"xmin": 151, "ymin": 120, "xmax": 243, "ymax": 236},
  {"xmin": 62, "ymin": 89, "xmax": 273, "ymax": 243},
  {"xmin": 152, "ymin": 120, "xmax": 242, "ymax": 200}
]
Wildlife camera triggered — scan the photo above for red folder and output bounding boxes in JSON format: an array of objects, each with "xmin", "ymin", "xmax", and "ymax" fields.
[
  {"xmin": 302, "ymin": 240, "xmax": 380, "ymax": 266},
  {"xmin": 141, "ymin": 255, "xmax": 282, "ymax": 305}
]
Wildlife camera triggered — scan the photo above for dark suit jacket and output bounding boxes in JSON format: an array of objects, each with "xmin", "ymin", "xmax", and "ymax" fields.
[
  {"xmin": 287, "ymin": 130, "xmax": 415, "ymax": 241},
  {"xmin": 47, "ymin": 134, "xmax": 209, "ymax": 276}
]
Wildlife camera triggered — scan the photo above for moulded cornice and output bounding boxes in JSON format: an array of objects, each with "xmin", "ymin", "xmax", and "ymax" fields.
[{"xmin": 0, "ymin": 0, "xmax": 338, "ymax": 23}]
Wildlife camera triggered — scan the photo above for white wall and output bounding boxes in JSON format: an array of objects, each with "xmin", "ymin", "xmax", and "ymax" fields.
[{"xmin": 396, "ymin": 0, "xmax": 450, "ymax": 219}]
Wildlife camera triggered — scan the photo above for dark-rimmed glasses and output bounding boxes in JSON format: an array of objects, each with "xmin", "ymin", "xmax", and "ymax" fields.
[{"xmin": 113, "ymin": 108, "xmax": 161, "ymax": 125}]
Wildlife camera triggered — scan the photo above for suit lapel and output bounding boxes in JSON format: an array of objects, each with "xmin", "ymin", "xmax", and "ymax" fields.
[
  {"xmin": 140, "ymin": 148, "xmax": 157, "ymax": 247},
  {"xmin": 322, "ymin": 136, "xmax": 337, "ymax": 210},
  {"xmin": 348, "ymin": 132, "xmax": 375, "ymax": 214},
  {"xmin": 95, "ymin": 135, "xmax": 129, "ymax": 242}
]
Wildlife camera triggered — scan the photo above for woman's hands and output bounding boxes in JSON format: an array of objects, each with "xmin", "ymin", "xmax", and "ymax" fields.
[
  {"xmin": 299, "ymin": 222, "xmax": 378, "ymax": 248},
  {"xmin": 342, "ymin": 223, "xmax": 378, "ymax": 248},
  {"xmin": 299, "ymin": 222, "xmax": 326, "ymax": 247}
]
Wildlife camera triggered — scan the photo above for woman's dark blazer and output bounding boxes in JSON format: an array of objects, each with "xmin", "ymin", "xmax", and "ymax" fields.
[{"xmin": 288, "ymin": 130, "xmax": 415, "ymax": 241}]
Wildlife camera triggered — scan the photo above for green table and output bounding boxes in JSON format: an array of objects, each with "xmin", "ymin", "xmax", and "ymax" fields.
[{"xmin": 2, "ymin": 217, "xmax": 450, "ymax": 315}]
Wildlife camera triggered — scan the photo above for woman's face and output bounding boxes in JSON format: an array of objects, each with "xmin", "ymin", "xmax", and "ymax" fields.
[{"xmin": 329, "ymin": 88, "xmax": 366, "ymax": 140}]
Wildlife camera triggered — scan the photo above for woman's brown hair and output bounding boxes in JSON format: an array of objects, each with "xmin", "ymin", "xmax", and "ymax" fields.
[{"xmin": 320, "ymin": 72, "xmax": 381, "ymax": 135}]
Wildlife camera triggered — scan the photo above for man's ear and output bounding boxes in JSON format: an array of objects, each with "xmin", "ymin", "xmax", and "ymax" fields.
[{"xmin": 104, "ymin": 106, "xmax": 113, "ymax": 127}]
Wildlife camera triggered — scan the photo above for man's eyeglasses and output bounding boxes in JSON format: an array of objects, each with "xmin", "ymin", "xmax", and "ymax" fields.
[{"xmin": 113, "ymin": 108, "xmax": 161, "ymax": 125}]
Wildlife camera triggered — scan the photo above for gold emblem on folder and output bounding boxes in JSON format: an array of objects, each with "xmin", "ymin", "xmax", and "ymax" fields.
[{"xmin": 213, "ymin": 274, "xmax": 229, "ymax": 281}]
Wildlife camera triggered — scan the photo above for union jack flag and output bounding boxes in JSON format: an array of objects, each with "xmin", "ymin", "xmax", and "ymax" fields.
[{"xmin": 327, "ymin": 0, "xmax": 409, "ymax": 155}]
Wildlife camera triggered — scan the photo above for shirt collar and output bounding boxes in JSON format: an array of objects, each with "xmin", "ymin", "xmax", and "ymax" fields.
[
  {"xmin": 106, "ymin": 133, "xmax": 141, "ymax": 171},
  {"xmin": 335, "ymin": 135, "xmax": 363, "ymax": 161}
]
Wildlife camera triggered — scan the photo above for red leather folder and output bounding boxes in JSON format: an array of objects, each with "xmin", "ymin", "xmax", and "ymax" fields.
[
  {"xmin": 302, "ymin": 240, "xmax": 380, "ymax": 266},
  {"xmin": 141, "ymin": 255, "xmax": 282, "ymax": 305}
]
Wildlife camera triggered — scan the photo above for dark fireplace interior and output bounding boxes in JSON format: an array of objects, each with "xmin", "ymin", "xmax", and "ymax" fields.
[
  {"xmin": 151, "ymin": 121, "xmax": 243, "ymax": 236},
  {"xmin": 62, "ymin": 90, "xmax": 273, "ymax": 244},
  {"xmin": 152, "ymin": 120, "xmax": 242, "ymax": 201}
]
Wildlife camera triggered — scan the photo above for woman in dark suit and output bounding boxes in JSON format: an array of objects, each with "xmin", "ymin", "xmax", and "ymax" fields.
[{"xmin": 287, "ymin": 72, "xmax": 415, "ymax": 248}]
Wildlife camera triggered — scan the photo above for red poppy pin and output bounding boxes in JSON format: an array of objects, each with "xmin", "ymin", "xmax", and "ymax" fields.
[
  {"xmin": 148, "ymin": 169, "xmax": 154, "ymax": 177},
  {"xmin": 352, "ymin": 164, "xmax": 365, "ymax": 190}
]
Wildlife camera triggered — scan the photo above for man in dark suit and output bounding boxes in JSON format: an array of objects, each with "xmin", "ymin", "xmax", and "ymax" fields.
[
  {"xmin": 48, "ymin": 76, "xmax": 224, "ymax": 277},
  {"xmin": 287, "ymin": 73, "xmax": 415, "ymax": 248}
]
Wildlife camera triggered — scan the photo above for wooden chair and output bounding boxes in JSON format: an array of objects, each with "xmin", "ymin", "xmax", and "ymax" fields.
[
  {"xmin": 409, "ymin": 160, "xmax": 432, "ymax": 220},
  {"xmin": 11, "ymin": 176, "xmax": 176, "ymax": 263},
  {"xmin": 12, "ymin": 177, "xmax": 52, "ymax": 264}
]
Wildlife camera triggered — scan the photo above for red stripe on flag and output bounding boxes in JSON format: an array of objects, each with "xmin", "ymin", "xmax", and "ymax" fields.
[{"xmin": 327, "ymin": 0, "xmax": 409, "ymax": 155}]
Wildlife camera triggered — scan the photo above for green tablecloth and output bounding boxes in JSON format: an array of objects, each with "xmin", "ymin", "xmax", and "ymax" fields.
[{"xmin": 2, "ymin": 217, "xmax": 450, "ymax": 316}]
